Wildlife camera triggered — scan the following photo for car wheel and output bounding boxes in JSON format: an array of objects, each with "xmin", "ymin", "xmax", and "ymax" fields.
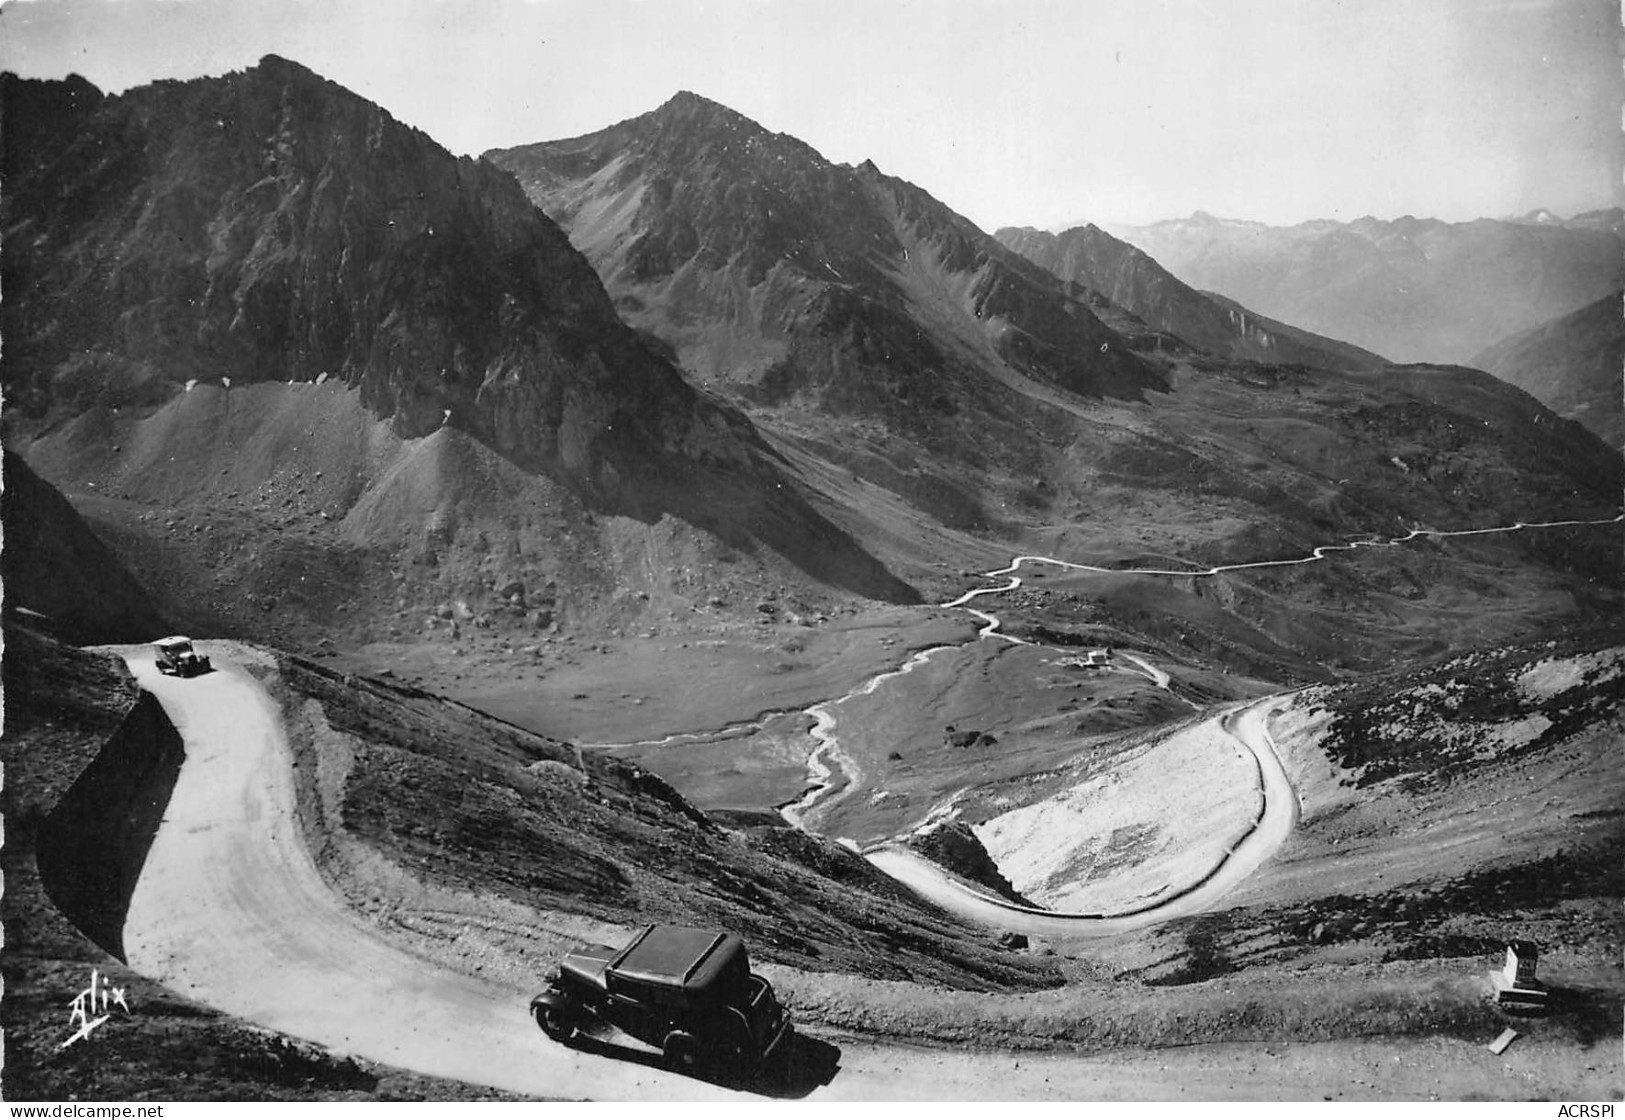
[
  {"xmin": 663, "ymin": 1031, "xmax": 704, "ymax": 1072},
  {"xmin": 536, "ymin": 1003, "xmax": 576, "ymax": 1043}
]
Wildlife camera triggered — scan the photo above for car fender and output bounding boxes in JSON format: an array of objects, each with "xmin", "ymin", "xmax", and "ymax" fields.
[{"xmin": 529, "ymin": 987, "xmax": 574, "ymax": 1015}]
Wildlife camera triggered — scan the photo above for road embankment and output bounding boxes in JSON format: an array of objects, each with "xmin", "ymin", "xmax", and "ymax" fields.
[{"xmin": 36, "ymin": 689, "xmax": 186, "ymax": 961}]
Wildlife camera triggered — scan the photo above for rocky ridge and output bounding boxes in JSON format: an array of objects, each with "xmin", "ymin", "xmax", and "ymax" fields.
[{"xmin": 996, "ymin": 224, "xmax": 1385, "ymax": 373}]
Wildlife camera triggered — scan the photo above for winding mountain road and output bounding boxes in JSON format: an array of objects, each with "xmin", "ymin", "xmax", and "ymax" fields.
[
  {"xmin": 108, "ymin": 646, "xmax": 1381, "ymax": 1101},
  {"xmin": 865, "ymin": 698, "xmax": 1297, "ymax": 935},
  {"xmin": 980, "ymin": 513, "xmax": 1625, "ymax": 581},
  {"xmin": 787, "ymin": 511, "xmax": 1621, "ymax": 921},
  {"xmin": 119, "ymin": 650, "xmax": 753, "ymax": 1102},
  {"xmin": 103, "ymin": 510, "xmax": 1620, "ymax": 1098},
  {"xmin": 120, "ymin": 647, "xmax": 1279, "ymax": 1101}
]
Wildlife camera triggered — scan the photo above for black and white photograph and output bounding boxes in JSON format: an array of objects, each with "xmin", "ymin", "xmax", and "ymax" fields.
[{"xmin": 1, "ymin": 0, "xmax": 1620, "ymax": 1105}]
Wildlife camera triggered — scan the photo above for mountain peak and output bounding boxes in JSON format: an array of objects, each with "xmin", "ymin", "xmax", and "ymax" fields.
[
  {"xmin": 651, "ymin": 89, "xmax": 758, "ymax": 129},
  {"xmin": 662, "ymin": 89, "xmax": 718, "ymax": 109},
  {"xmin": 250, "ymin": 53, "xmax": 326, "ymax": 84}
]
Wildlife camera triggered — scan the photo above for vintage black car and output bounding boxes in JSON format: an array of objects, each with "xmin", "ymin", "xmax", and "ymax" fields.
[
  {"xmin": 531, "ymin": 924, "xmax": 792, "ymax": 1073},
  {"xmin": 153, "ymin": 636, "xmax": 211, "ymax": 677}
]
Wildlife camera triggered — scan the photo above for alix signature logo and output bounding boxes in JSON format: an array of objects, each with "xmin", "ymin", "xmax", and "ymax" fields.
[{"xmin": 60, "ymin": 969, "xmax": 131, "ymax": 1050}]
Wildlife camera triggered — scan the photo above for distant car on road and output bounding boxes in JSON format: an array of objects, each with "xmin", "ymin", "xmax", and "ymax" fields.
[
  {"xmin": 531, "ymin": 924, "xmax": 792, "ymax": 1075},
  {"xmin": 153, "ymin": 636, "xmax": 211, "ymax": 677}
]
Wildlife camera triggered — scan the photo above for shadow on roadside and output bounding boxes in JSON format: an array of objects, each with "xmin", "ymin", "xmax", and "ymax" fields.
[
  {"xmin": 36, "ymin": 692, "xmax": 187, "ymax": 961},
  {"xmin": 566, "ymin": 1028, "xmax": 841, "ymax": 1098}
]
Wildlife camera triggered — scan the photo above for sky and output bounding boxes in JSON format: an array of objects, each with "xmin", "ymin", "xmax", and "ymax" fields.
[{"xmin": 2, "ymin": 0, "xmax": 1620, "ymax": 231}]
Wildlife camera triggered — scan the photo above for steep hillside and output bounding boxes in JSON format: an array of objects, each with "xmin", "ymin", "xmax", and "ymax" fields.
[
  {"xmin": 1471, "ymin": 291, "xmax": 1623, "ymax": 448},
  {"xmin": 996, "ymin": 224, "xmax": 1385, "ymax": 372},
  {"xmin": 267, "ymin": 649, "xmax": 1058, "ymax": 990},
  {"xmin": 1, "ymin": 449, "xmax": 167, "ymax": 643},
  {"xmin": 1108, "ymin": 211, "xmax": 1624, "ymax": 364},
  {"xmin": 12, "ymin": 379, "xmax": 920, "ymax": 664},
  {"xmin": 0, "ymin": 62, "xmax": 915, "ymax": 608}
]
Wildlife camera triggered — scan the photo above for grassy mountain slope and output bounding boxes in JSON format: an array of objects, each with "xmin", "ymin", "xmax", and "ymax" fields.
[{"xmin": 1471, "ymin": 291, "xmax": 1623, "ymax": 448}]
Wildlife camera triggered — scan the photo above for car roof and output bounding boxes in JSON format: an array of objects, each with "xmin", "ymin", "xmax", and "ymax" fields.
[
  {"xmin": 155, "ymin": 636, "xmax": 194, "ymax": 647},
  {"xmin": 610, "ymin": 925, "xmax": 744, "ymax": 991}
]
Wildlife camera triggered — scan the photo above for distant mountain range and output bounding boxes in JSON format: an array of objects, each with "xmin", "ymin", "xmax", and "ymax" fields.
[
  {"xmin": 1105, "ymin": 210, "xmax": 1625, "ymax": 365},
  {"xmin": 1470, "ymin": 291, "xmax": 1623, "ymax": 448},
  {"xmin": 1504, "ymin": 208, "xmax": 1625, "ymax": 235}
]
